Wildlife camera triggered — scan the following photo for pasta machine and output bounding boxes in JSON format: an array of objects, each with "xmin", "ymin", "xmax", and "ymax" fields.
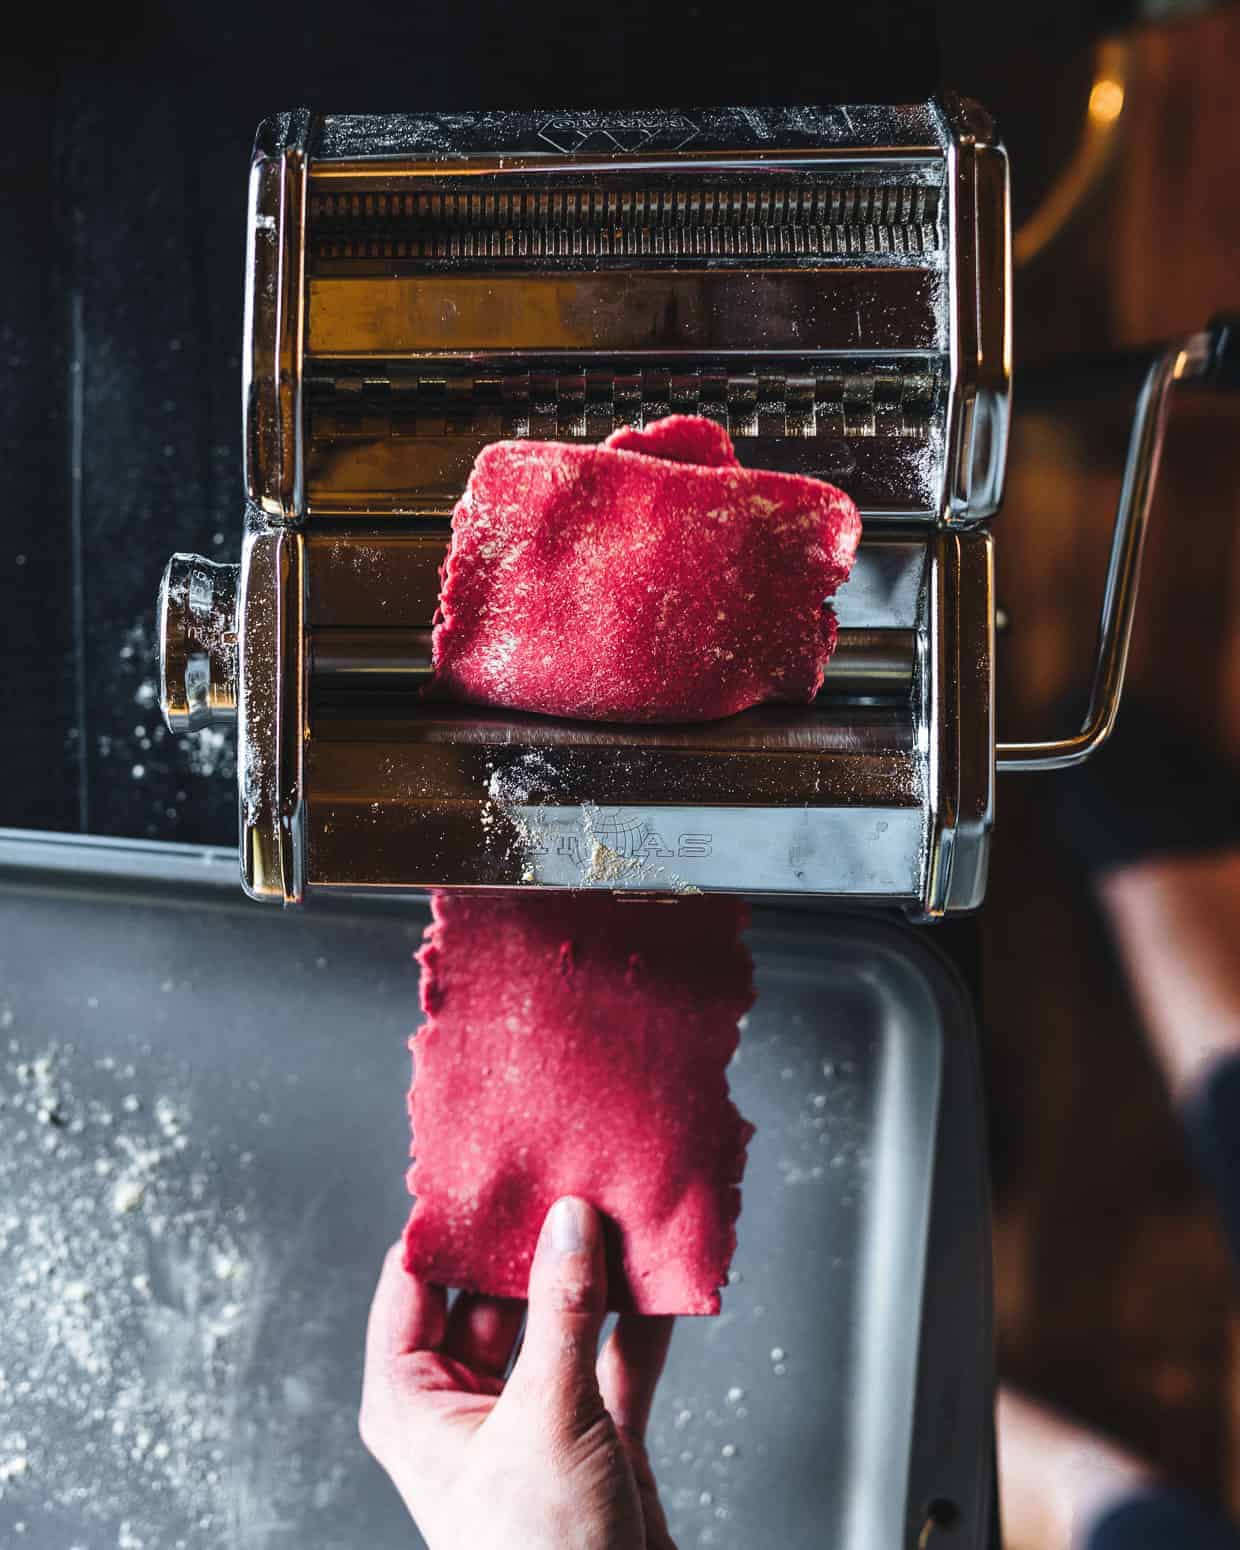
[{"xmin": 156, "ymin": 101, "xmax": 1234, "ymax": 911}]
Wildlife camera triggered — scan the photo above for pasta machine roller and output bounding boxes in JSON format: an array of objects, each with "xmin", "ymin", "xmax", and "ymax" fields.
[{"xmin": 156, "ymin": 102, "xmax": 1231, "ymax": 910}]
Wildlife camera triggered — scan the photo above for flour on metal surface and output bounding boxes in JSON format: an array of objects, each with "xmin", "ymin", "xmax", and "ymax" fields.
[{"xmin": 0, "ymin": 1034, "xmax": 350, "ymax": 1547}]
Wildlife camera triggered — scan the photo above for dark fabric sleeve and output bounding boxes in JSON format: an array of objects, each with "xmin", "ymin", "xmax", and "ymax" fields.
[
  {"xmin": 1182, "ymin": 1052, "xmax": 1240, "ymax": 1282},
  {"xmin": 1075, "ymin": 1063, "xmax": 1240, "ymax": 1549},
  {"xmin": 1085, "ymin": 1487, "xmax": 1240, "ymax": 1550}
]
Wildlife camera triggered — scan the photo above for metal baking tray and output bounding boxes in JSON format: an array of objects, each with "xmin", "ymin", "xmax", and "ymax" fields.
[{"xmin": 0, "ymin": 831, "xmax": 991, "ymax": 1548}]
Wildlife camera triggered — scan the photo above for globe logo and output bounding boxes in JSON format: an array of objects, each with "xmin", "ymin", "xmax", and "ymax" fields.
[{"xmin": 592, "ymin": 808, "xmax": 658, "ymax": 859}]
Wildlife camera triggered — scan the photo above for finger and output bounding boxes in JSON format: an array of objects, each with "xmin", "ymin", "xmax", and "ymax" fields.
[
  {"xmin": 360, "ymin": 1244, "xmax": 455, "ymax": 1488},
  {"xmin": 643, "ymin": 1504, "xmax": 679, "ymax": 1550},
  {"xmin": 597, "ymin": 1314, "xmax": 675, "ymax": 1439},
  {"xmin": 626, "ymin": 1435, "xmax": 678, "ymax": 1550},
  {"xmin": 499, "ymin": 1197, "xmax": 608, "ymax": 1434},
  {"xmin": 441, "ymin": 1292, "xmax": 526, "ymax": 1379},
  {"xmin": 364, "ymin": 1240, "xmax": 448, "ymax": 1369}
]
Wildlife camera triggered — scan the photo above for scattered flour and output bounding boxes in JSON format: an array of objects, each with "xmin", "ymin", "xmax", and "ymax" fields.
[
  {"xmin": 184, "ymin": 726, "xmax": 234, "ymax": 780},
  {"xmin": 107, "ymin": 618, "xmax": 237, "ymax": 830},
  {"xmin": 0, "ymin": 1037, "xmax": 352, "ymax": 1546},
  {"xmin": 583, "ymin": 839, "xmax": 644, "ymax": 885},
  {"xmin": 485, "ymin": 750, "xmax": 564, "ymax": 806},
  {"xmin": 482, "ymin": 759, "xmax": 711, "ymax": 893}
]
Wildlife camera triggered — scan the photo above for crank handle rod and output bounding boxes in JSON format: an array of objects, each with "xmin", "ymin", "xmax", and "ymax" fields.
[{"xmin": 996, "ymin": 314, "xmax": 1240, "ymax": 773}]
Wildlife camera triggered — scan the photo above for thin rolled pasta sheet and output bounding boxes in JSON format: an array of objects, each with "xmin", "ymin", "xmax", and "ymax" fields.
[{"xmin": 403, "ymin": 889, "xmax": 755, "ymax": 1315}]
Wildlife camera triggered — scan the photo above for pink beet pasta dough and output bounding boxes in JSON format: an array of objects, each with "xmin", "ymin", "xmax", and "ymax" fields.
[
  {"xmin": 428, "ymin": 414, "xmax": 862, "ymax": 723},
  {"xmin": 403, "ymin": 890, "xmax": 755, "ymax": 1315}
]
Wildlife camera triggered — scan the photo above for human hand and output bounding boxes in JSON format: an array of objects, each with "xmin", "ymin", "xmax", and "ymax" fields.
[{"xmin": 360, "ymin": 1196, "xmax": 678, "ymax": 1550}]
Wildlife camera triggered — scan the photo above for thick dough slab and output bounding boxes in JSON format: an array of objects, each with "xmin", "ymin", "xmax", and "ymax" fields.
[
  {"xmin": 403, "ymin": 890, "xmax": 755, "ymax": 1315},
  {"xmin": 429, "ymin": 415, "xmax": 861, "ymax": 723}
]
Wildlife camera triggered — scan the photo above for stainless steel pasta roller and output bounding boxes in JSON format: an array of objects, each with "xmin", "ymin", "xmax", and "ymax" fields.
[{"xmin": 155, "ymin": 101, "xmax": 1233, "ymax": 910}]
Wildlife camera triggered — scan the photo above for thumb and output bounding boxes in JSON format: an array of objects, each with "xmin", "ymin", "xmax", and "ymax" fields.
[{"xmin": 501, "ymin": 1196, "xmax": 609, "ymax": 1437}]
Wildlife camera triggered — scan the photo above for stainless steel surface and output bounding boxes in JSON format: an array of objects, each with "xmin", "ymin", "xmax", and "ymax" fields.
[
  {"xmin": 942, "ymin": 96, "xmax": 1011, "ymax": 524},
  {"xmin": 0, "ymin": 828, "xmax": 240, "ymax": 888},
  {"xmin": 303, "ymin": 705, "xmax": 926, "ymax": 898},
  {"xmin": 305, "ymin": 356, "xmax": 945, "ymax": 518},
  {"xmin": 833, "ymin": 539, "xmax": 927, "ymax": 629},
  {"xmin": 287, "ymin": 100, "xmax": 1009, "ymax": 531},
  {"xmin": 312, "ymin": 627, "xmax": 438, "ymax": 685},
  {"xmin": 312, "ymin": 103, "xmax": 946, "ymax": 161},
  {"xmin": 309, "ymin": 176, "xmax": 943, "ymax": 261},
  {"xmin": 996, "ymin": 328, "xmax": 1213, "ymax": 770},
  {"xmin": 310, "ymin": 626, "xmax": 915, "ymax": 697},
  {"xmin": 236, "ymin": 519, "xmax": 302, "ymax": 903},
  {"xmin": 244, "ymin": 110, "xmax": 312, "ymax": 524},
  {"xmin": 456, "ymin": 804, "xmax": 925, "ymax": 896},
  {"xmin": 306, "ymin": 270, "xmax": 944, "ymax": 354},
  {"xmin": 157, "ymin": 555, "xmax": 240, "ymax": 734},
  {"xmin": 924, "ymin": 531, "xmax": 995, "ymax": 916},
  {"xmin": 0, "ymin": 844, "xmax": 992, "ymax": 1549}
]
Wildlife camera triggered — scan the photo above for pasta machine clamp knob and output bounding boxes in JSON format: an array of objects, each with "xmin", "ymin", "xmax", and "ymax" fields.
[{"xmin": 158, "ymin": 554, "xmax": 240, "ymax": 734}]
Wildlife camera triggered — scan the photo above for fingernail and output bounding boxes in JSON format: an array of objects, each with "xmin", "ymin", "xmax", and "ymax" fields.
[{"xmin": 548, "ymin": 1196, "xmax": 588, "ymax": 1255}]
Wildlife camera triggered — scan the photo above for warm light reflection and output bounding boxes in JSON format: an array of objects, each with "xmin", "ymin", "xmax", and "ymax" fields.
[
  {"xmin": 1089, "ymin": 77, "xmax": 1125, "ymax": 124},
  {"xmin": 1015, "ymin": 42, "xmax": 1131, "ymax": 266}
]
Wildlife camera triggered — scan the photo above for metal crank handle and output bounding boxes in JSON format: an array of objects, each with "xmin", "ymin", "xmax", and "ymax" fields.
[{"xmin": 996, "ymin": 314, "xmax": 1240, "ymax": 772}]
